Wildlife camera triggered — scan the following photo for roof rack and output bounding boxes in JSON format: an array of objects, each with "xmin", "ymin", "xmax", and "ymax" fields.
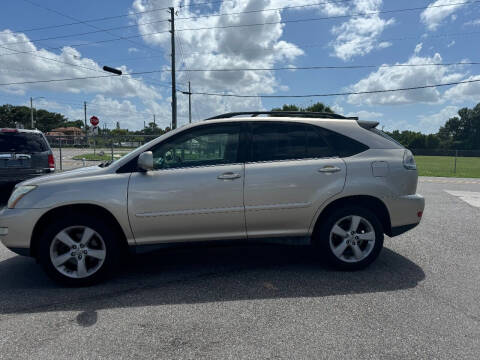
[{"xmin": 206, "ymin": 111, "xmax": 359, "ymax": 121}]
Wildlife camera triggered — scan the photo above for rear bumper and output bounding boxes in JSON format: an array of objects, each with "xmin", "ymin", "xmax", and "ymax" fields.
[
  {"xmin": 387, "ymin": 194, "xmax": 425, "ymax": 237},
  {"xmin": 390, "ymin": 223, "xmax": 419, "ymax": 237}
]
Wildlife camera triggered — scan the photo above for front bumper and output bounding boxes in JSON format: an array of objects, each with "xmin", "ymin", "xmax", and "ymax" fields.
[{"xmin": 0, "ymin": 207, "xmax": 45, "ymax": 257}]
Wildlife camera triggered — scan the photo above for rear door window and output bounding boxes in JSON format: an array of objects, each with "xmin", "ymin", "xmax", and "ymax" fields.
[
  {"xmin": 249, "ymin": 121, "xmax": 368, "ymax": 162},
  {"xmin": 250, "ymin": 122, "xmax": 337, "ymax": 162},
  {"xmin": 0, "ymin": 132, "xmax": 48, "ymax": 153}
]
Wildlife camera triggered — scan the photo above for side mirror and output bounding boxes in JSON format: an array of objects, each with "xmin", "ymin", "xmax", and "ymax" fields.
[{"xmin": 137, "ymin": 151, "xmax": 154, "ymax": 171}]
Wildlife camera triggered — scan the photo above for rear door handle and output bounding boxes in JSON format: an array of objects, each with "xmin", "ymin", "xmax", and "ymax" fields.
[
  {"xmin": 217, "ymin": 172, "xmax": 241, "ymax": 180},
  {"xmin": 318, "ymin": 166, "xmax": 341, "ymax": 173}
]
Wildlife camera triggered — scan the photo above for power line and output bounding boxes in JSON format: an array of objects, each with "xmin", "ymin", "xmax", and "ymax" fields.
[
  {"xmin": 174, "ymin": 1, "xmax": 480, "ymax": 33},
  {"xmin": 3, "ymin": 24, "xmax": 480, "ymax": 60},
  {"xmin": 187, "ymin": 78, "xmax": 480, "ymax": 98},
  {"xmin": 7, "ymin": 0, "xmax": 353, "ymax": 44},
  {"xmin": 20, "ymin": 0, "xmax": 166, "ymax": 65},
  {"xmin": 0, "ymin": 44, "xmax": 174, "ymax": 90},
  {"xmin": 1, "ymin": 61, "xmax": 479, "ymax": 87},
  {"xmin": 0, "ymin": 27, "xmax": 480, "ymax": 57},
  {"xmin": 19, "ymin": 0, "xmax": 177, "ymax": 90},
  {"xmin": 12, "ymin": 0, "xmax": 239, "ymax": 33},
  {"xmin": 0, "ymin": 70, "xmax": 187, "ymax": 89},
  {"xmin": 174, "ymin": 0, "xmax": 474, "ymax": 22},
  {"xmin": 172, "ymin": 62, "xmax": 480, "ymax": 72},
  {"xmin": 6, "ymin": 1, "xmax": 477, "ymax": 48}
]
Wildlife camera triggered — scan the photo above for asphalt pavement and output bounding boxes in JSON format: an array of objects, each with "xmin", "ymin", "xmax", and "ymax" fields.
[{"xmin": 0, "ymin": 177, "xmax": 479, "ymax": 359}]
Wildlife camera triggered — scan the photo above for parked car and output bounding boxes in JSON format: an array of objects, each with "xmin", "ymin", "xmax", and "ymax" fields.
[
  {"xmin": 0, "ymin": 128, "xmax": 55, "ymax": 203},
  {"xmin": 0, "ymin": 112, "xmax": 424, "ymax": 286}
]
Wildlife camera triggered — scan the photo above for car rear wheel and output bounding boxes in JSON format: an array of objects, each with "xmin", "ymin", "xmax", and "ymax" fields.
[
  {"xmin": 314, "ymin": 206, "xmax": 384, "ymax": 270},
  {"xmin": 37, "ymin": 215, "xmax": 122, "ymax": 286}
]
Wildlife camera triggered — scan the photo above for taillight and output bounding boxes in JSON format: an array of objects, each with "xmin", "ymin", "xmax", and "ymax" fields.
[
  {"xmin": 48, "ymin": 154, "xmax": 55, "ymax": 171},
  {"xmin": 403, "ymin": 150, "xmax": 417, "ymax": 170}
]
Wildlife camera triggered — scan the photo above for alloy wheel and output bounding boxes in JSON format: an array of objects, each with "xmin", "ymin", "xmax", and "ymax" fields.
[
  {"xmin": 49, "ymin": 226, "xmax": 106, "ymax": 279},
  {"xmin": 329, "ymin": 215, "xmax": 376, "ymax": 263}
]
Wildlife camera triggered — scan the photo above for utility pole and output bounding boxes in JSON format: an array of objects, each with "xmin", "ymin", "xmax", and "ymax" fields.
[
  {"xmin": 153, "ymin": 114, "xmax": 156, "ymax": 126},
  {"xmin": 84, "ymin": 101, "xmax": 88, "ymax": 146},
  {"xmin": 30, "ymin": 97, "xmax": 34, "ymax": 129},
  {"xmin": 169, "ymin": 7, "xmax": 177, "ymax": 130},
  {"xmin": 188, "ymin": 81, "xmax": 192, "ymax": 123}
]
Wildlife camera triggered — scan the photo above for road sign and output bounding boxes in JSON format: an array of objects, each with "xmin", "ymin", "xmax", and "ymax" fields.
[{"xmin": 90, "ymin": 116, "xmax": 99, "ymax": 127}]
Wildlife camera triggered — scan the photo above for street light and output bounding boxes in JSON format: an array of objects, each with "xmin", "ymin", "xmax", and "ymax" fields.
[{"xmin": 30, "ymin": 96, "xmax": 45, "ymax": 129}]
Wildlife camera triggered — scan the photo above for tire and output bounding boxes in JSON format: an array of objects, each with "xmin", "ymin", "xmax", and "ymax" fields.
[
  {"xmin": 313, "ymin": 206, "xmax": 384, "ymax": 271},
  {"xmin": 37, "ymin": 213, "xmax": 123, "ymax": 286}
]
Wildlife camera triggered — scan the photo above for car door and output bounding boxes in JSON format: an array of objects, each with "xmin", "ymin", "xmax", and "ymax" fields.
[
  {"xmin": 244, "ymin": 121, "xmax": 347, "ymax": 239},
  {"xmin": 128, "ymin": 122, "xmax": 246, "ymax": 245}
]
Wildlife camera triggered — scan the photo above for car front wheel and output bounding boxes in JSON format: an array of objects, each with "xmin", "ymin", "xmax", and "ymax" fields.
[
  {"xmin": 314, "ymin": 206, "xmax": 384, "ymax": 270},
  {"xmin": 37, "ymin": 215, "xmax": 122, "ymax": 286}
]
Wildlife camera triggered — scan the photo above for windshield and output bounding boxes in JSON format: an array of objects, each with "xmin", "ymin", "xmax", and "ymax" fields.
[{"xmin": 0, "ymin": 132, "xmax": 48, "ymax": 152}]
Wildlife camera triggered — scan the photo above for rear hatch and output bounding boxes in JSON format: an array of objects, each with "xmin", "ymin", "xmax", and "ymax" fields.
[{"xmin": 0, "ymin": 130, "xmax": 50, "ymax": 178}]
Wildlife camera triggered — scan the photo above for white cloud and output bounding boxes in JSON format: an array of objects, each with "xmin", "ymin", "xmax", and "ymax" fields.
[
  {"xmin": 329, "ymin": 0, "xmax": 395, "ymax": 61},
  {"xmin": 347, "ymin": 50, "xmax": 466, "ymax": 106},
  {"xmin": 414, "ymin": 43, "xmax": 423, "ymax": 54},
  {"xmin": 417, "ymin": 105, "xmax": 458, "ymax": 133},
  {"xmin": 331, "ymin": 103, "xmax": 344, "ymax": 114},
  {"xmin": 131, "ymin": 0, "xmax": 307, "ymax": 119},
  {"xmin": 465, "ymin": 19, "xmax": 480, "ymax": 26},
  {"xmin": 346, "ymin": 110, "xmax": 383, "ymax": 120},
  {"xmin": 447, "ymin": 40, "xmax": 455, "ymax": 47},
  {"xmin": 443, "ymin": 74, "xmax": 480, "ymax": 102},
  {"xmin": 420, "ymin": 0, "xmax": 467, "ymax": 31},
  {"xmin": 0, "ymin": 30, "xmax": 161, "ymax": 103},
  {"xmin": 128, "ymin": 47, "xmax": 139, "ymax": 53}
]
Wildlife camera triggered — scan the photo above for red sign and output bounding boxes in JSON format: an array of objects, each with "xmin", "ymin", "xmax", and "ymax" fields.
[{"xmin": 90, "ymin": 116, "xmax": 99, "ymax": 127}]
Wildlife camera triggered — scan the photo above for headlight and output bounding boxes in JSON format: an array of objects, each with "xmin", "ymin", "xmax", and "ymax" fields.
[{"xmin": 7, "ymin": 185, "xmax": 37, "ymax": 209}]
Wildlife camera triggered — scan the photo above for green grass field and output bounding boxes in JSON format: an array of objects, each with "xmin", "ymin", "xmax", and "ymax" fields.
[
  {"xmin": 72, "ymin": 153, "xmax": 126, "ymax": 161},
  {"xmin": 415, "ymin": 156, "xmax": 480, "ymax": 178}
]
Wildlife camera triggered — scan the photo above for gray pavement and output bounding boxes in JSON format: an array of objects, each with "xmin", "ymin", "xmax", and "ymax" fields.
[{"xmin": 0, "ymin": 178, "xmax": 479, "ymax": 359}]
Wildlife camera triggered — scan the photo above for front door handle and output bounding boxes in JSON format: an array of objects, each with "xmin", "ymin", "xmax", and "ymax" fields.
[
  {"xmin": 217, "ymin": 172, "xmax": 241, "ymax": 180},
  {"xmin": 318, "ymin": 166, "xmax": 341, "ymax": 173}
]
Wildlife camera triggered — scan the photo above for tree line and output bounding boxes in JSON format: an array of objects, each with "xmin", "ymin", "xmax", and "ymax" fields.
[{"xmin": 1, "ymin": 102, "xmax": 479, "ymax": 150}]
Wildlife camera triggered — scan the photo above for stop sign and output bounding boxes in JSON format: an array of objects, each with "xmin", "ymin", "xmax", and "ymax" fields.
[{"xmin": 90, "ymin": 116, "xmax": 99, "ymax": 127}]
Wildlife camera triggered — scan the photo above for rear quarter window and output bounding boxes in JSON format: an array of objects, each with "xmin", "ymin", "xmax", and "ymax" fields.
[
  {"xmin": 316, "ymin": 127, "xmax": 369, "ymax": 157},
  {"xmin": 0, "ymin": 132, "xmax": 48, "ymax": 152}
]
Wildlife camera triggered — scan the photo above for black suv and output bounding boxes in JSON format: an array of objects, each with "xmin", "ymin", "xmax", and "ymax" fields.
[{"xmin": 0, "ymin": 128, "xmax": 55, "ymax": 202}]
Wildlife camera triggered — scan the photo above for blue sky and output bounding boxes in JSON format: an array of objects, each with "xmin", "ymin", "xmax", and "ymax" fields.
[{"xmin": 1, "ymin": 0, "xmax": 480, "ymax": 132}]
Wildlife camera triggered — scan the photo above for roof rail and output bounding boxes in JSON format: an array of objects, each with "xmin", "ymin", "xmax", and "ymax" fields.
[{"xmin": 205, "ymin": 111, "xmax": 359, "ymax": 121}]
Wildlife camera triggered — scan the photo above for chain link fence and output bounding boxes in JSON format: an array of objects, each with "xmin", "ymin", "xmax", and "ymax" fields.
[
  {"xmin": 46, "ymin": 134, "xmax": 158, "ymax": 171},
  {"xmin": 411, "ymin": 149, "xmax": 480, "ymax": 177}
]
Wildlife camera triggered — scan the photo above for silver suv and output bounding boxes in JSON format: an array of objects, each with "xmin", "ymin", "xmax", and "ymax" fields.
[{"xmin": 0, "ymin": 112, "xmax": 424, "ymax": 286}]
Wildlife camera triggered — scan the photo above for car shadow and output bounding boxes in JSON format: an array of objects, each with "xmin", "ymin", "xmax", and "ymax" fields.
[{"xmin": 0, "ymin": 243, "xmax": 425, "ymax": 322}]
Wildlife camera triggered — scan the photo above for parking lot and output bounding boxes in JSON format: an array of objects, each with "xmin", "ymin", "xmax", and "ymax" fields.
[{"xmin": 0, "ymin": 177, "xmax": 479, "ymax": 359}]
